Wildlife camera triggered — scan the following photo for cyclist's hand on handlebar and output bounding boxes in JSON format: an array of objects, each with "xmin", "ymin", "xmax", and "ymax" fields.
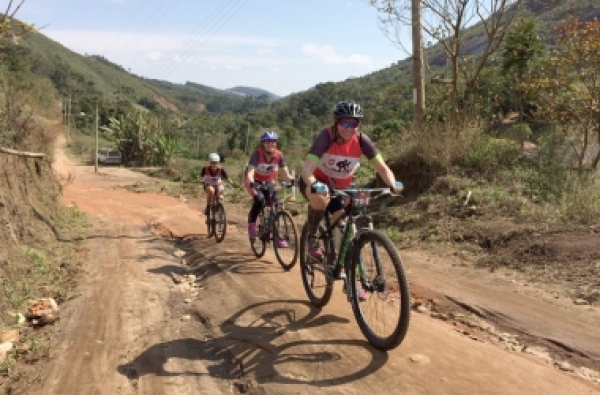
[
  {"xmin": 249, "ymin": 181, "xmax": 260, "ymax": 189},
  {"xmin": 310, "ymin": 181, "xmax": 328, "ymax": 194},
  {"xmin": 391, "ymin": 181, "xmax": 404, "ymax": 195}
]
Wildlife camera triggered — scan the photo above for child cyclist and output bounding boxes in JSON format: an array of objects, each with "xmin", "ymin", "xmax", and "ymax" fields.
[
  {"xmin": 243, "ymin": 131, "xmax": 296, "ymax": 247},
  {"xmin": 201, "ymin": 152, "xmax": 236, "ymax": 216}
]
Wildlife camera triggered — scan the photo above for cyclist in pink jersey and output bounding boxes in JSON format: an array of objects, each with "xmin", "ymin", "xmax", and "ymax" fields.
[
  {"xmin": 243, "ymin": 131, "xmax": 296, "ymax": 245},
  {"xmin": 299, "ymin": 100, "xmax": 404, "ymax": 259}
]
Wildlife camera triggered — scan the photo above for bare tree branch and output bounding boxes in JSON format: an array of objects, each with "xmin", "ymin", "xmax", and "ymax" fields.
[
  {"xmin": 0, "ymin": 146, "xmax": 46, "ymax": 158},
  {"xmin": 370, "ymin": 0, "xmax": 523, "ymax": 128}
]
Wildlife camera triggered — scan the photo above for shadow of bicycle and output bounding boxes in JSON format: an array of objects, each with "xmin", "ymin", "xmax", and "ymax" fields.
[
  {"xmin": 156, "ymin": 234, "xmax": 292, "ymax": 282},
  {"xmin": 117, "ymin": 299, "xmax": 389, "ymax": 387}
]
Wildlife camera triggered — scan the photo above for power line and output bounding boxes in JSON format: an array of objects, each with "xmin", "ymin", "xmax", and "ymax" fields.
[
  {"xmin": 155, "ymin": 0, "xmax": 249, "ymax": 80},
  {"xmin": 101, "ymin": 0, "xmax": 149, "ymax": 55},
  {"xmin": 109, "ymin": 0, "xmax": 180, "ymax": 64},
  {"xmin": 145, "ymin": 0, "xmax": 239, "ymax": 78}
]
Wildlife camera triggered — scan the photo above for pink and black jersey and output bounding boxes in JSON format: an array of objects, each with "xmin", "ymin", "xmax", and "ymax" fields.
[
  {"xmin": 307, "ymin": 128, "xmax": 379, "ymax": 189},
  {"xmin": 247, "ymin": 148, "xmax": 286, "ymax": 182}
]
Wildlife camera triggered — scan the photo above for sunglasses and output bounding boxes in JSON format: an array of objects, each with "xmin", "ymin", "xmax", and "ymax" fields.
[
  {"xmin": 339, "ymin": 120, "xmax": 360, "ymax": 129},
  {"xmin": 262, "ymin": 140, "xmax": 277, "ymax": 143},
  {"xmin": 210, "ymin": 161, "xmax": 219, "ymax": 165}
]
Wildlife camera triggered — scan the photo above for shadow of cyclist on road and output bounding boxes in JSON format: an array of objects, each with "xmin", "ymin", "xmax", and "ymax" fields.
[{"xmin": 117, "ymin": 299, "xmax": 388, "ymax": 387}]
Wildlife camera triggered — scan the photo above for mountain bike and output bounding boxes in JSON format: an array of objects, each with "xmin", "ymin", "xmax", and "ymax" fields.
[
  {"xmin": 249, "ymin": 181, "xmax": 299, "ymax": 270},
  {"xmin": 299, "ymin": 186, "xmax": 410, "ymax": 350},
  {"xmin": 206, "ymin": 185, "xmax": 227, "ymax": 243}
]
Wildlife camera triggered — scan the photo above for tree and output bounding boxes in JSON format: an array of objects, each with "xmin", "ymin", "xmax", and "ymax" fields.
[
  {"xmin": 101, "ymin": 110, "xmax": 178, "ymax": 166},
  {"xmin": 523, "ymin": 17, "xmax": 600, "ymax": 171},
  {"xmin": 370, "ymin": 0, "xmax": 523, "ymax": 129},
  {"xmin": 500, "ymin": 18, "xmax": 543, "ymax": 121}
]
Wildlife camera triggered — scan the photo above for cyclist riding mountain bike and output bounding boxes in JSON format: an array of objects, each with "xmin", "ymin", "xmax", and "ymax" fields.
[
  {"xmin": 201, "ymin": 152, "xmax": 236, "ymax": 216},
  {"xmin": 243, "ymin": 131, "xmax": 296, "ymax": 247},
  {"xmin": 299, "ymin": 100, "xmax": 404, "ymax": 259}
]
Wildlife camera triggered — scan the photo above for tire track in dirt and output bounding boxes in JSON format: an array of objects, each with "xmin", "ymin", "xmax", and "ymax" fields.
[
  {"xmin": 150, "ymin": 211, "xmax": 599, "ymax": 394},
  {"xmin": 38, "ymin": 138, "xmax": 599, "ymax": 394}
]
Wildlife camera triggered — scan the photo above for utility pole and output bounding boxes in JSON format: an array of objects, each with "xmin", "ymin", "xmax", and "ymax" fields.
[
  {"xmin": 66, "ymin": 94, "xmax": 72, "ymax": 146},
  {"xmin": 94, "ymin": 103, "xmax": 99, "ymax": 173},
  {"xmin": 412, "ymin": 0, "xmax": 425, "ymax": 129},
  {"xmin": 244, "ymin": 122, "xmax": 250, "ymax": 156}
]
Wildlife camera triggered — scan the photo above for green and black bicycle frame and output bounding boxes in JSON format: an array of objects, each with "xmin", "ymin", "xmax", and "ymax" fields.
[{"xmin": 321, "ymin": 201, "xmax": 379, "ymax": 303}]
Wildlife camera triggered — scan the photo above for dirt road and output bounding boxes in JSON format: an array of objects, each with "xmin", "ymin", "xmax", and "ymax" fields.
[{"xmin": 35, "ymin": 140, "xmax": 599, "ymax": 394}]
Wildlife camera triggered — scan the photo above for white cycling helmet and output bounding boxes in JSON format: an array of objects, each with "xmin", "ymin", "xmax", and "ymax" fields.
[{"xmin": 208, "ymin": 153, "xmax": 220, "ymax": 163}]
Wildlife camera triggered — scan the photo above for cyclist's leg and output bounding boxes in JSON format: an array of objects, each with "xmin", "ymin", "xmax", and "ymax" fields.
[
  {"xmin": 204, "ymin": 185, "xmax": 215, "ymax": 215},
  {"xmin": 248, "ymin": 189, "xmax": 265, "ymax": 238},
  {"xmin": 298, "ymin": 178, "xmax": 328, "ymax": 258},
  {"xmin": 217, "ymin": 184, "xmax": 225, "ymax": 202},
  {"xmin": 243, "ymin": 174, "xmax": 259, "ymax": 237}
]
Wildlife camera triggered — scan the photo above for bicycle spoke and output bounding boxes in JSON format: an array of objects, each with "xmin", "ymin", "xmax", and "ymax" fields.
[
  {"xmin": 249, "ymin": 211, "xmax": 267, "ymax": 258},
  {"xmin": 273, "ymin": 211, "xmax": 299, "ymax": 270}
]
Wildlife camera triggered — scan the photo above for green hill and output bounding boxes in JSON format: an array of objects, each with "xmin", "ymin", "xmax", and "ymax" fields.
[
  {"xmin": 13, "ymin": 29, "xmax": 278, "ymax": 118},
  {"xmin": 5, "ymin": 0, "xmax": 598, "ymax": 161}
]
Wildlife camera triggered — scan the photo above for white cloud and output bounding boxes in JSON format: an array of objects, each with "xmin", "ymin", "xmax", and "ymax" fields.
[
  {"xmin": 272, "ymin": 67, "xmax": 280, "ymax": 73},
  {"xmin": 301, "ymin": 44, "xmax": 374, "ymax": 67}
]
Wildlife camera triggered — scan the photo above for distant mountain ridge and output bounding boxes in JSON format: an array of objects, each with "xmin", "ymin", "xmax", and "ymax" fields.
[
  {"xmin": 226, "ymin": 86, "xmax": 280, "ymax": 101},
  {"xmin": 9, "ymin": 0, "xmax": 599, "ymax": 117}
]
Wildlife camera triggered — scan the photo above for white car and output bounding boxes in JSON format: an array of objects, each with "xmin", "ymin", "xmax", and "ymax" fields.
[{"xmin": 97, "ymin": 149, "xmax": 122, "ymax": 165}]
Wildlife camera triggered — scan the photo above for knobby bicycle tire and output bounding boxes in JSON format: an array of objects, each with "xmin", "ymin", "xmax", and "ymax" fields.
[
  {"xmin": 300, "ymin": 223, "xmax": 333, "ymax": 307},
  {"xmin": 214, "ymin": 202, "xmax": 227, "ymax": 243},
  {"xmin": 273, "ymin": 210, "xmax": 299, "ymax": 271},
  {"xmin": 206, "ymin": 206, "xmax": 215, "ymax": 238},
  {"xmin": 348, "ymin": 229, "xmax": 410, "ymax": 351},
  {"xmin": 249, "ymin": 210, "xmax": 267, "ymax": 258}
]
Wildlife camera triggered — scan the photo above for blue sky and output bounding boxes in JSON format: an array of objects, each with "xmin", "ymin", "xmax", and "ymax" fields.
[{"xmin": 17, "ymin": 0, "xmax": 411, "ymax": 97}]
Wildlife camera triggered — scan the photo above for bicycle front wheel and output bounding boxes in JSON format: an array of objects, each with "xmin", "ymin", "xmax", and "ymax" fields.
[
  {"xmin": 213, "ymin": 203, "xmax": 227, "ymax": 243},
  {"xmin": 348, "ymin": 229, "xmax": 410, "ymax": 351},
  {"xmin": 206, "ymin": 206, "xmax": 215, "ymax": 238},
  {"xmin": 299, "ymin": 223, "xmax": 333, "ymax": 307},
  {"xmin": 273, "ymin": 210, "xmax": 299, "ymax": 270},
  {"xmin": 249, "ymin": 210, "xmax": 267, "ymax": 258}
]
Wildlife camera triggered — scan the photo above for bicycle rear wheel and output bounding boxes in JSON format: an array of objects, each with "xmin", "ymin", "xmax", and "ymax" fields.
[
  {"xmin": 273, "ymin": 210, "xmax": 299, "ymax": 270},
  {"xmin": 299, "ymin": 223, "xmax": 333, "ymax": 307},
  {"xmin": 213, "ymin": 203, "xmax": 227, "ymax": 243},
  {"xmin": 249, "ymin": 210, "xmax": 267, "ymax": 258},
  {"xmin": 348, "ymin": 229, "xmax": 410, "ymax": 351}
]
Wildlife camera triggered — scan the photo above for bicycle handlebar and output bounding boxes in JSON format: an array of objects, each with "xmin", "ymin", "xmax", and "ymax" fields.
[
  {"xmin": 332, "ymin": 187, "xmax": 402, "ymax": 199},
  {"xmin": 252, "ymin": 180, "xmax": 296, "ymax": 191}
]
